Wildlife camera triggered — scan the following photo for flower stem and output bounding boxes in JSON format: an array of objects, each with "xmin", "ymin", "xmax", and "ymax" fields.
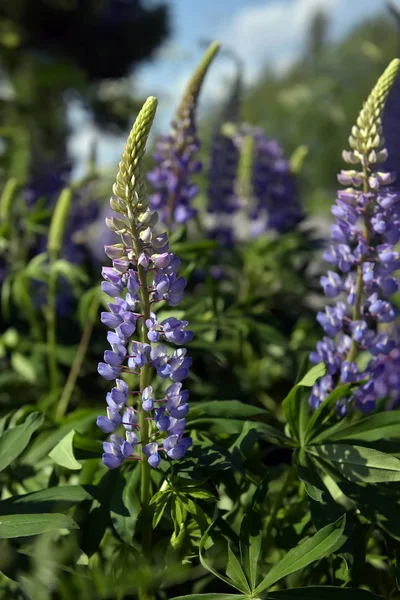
[
  {"xmin": 347, "ymin": 169, "xmax": 371, "ymax": 363},
  {"xmin": 131, "ymin": 222, "xmax": 153, "ymax": 558},
  {"xmin": 55, "ymin": 292, "xmax": 100, "ymax": 421}
]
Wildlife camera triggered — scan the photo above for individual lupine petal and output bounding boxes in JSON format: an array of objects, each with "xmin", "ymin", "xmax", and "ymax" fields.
[
  {"xmin": 163, "ymin": 434, "xmax": 192, "ymax": 459},
  {"xmin": 320, "ymin": 271, "xmax": 343, "ymax": 297},
  {"xmin": 142, "ymin": 386, "xmax": 154, "ymax": 412},
  {"xmin": 151, "ymin": 345, "xmax": 172, "ymax": 378},
  {"xmin": 97, "ymin": 362, "xmax": 121, "ymax": 380},
  {"xmin": 102, "ymin": 453, "xmax": 123, "ymax": 469},
  {"xmin": 102, "ymin": 267, "xmax": 122, "ymax": 284},
  {"xmin": 154, "ymin": 407, "xmax": 171, "ymax": 431},
  {"xmin": 368, "ymin": 293, "xmax": 397, "ymax": 322},
  {"xmin": 101, "ymin": 312, "xmax": 123, "ymax": 328},
  {"xmin": 128, "ymin": 342, "xmax": 151, "ymax": 368},
  {"xmin": 143, "ymin": 442, "xmax": 161, "ymax": 468},
  {"xmin": 97, "ymin": 407, "xmax": 122, "ymax": 433},
  {"xmin": 162, "ymin": 317, "xmax": 194, "ymax": 344},
  {"xmin": 368, "ymin": 333, "xmax": 395, "ymax": 356},
  {"xmin": 168, "ymin": 348, "xmax": 192, "ymax": 381},
  {"xmin": 309, "ymin": 375, "xmax": 334, "ymax": 410},
  {"xmin": 116, "ymin": 321, "xmax": 135, "ymax": 342},
  {"xmin": 104, "ymin": 348, "xmax": 126, "ymax": 367},
  {"xmin": 340, "ymin": 361, "xmax": 359, "ymax": 383},
  {"xmin": 316, "ymin": 303, "xmax": 346, "ymax": 337},
  {"xmin": 127, "ymin": 270, "xmax": 140, "ymax": 295},
  {"xmin": 354, "ymin": 380, "xmax": 376, "ymax": 413},
  {"xmin": 151, "ymin": 252, "xmax": 170, "ymax": 269},
  {"xmin": 113, "ymin": 259, "xmax": 130, "ymax": 273},
  {"xmin": 101, "ymin": 281, "xmax": 124, "ymax": 297},
  {"xmin": 122, "ymin": 407, "xmax": 137, "ymax": 431},
  {"xmin": 168, "ymin": 276, "xmax": 187, "ymax": 306},
  {"xmin": 146, "ymin": 314, "xmax": 160, "ymax": 342}
]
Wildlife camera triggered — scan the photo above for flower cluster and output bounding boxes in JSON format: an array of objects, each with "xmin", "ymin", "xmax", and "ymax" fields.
[
  {"xmin": 310, "ymin": 59, "xmax": 400, "ymax": 413},
  {"xmin": 207, "ymin": 119, "xmax": 302, "ymax": 243},
  {"xmin": 96, "ymin": 96, "xmax": 194, "ymax": 470},
  {"xmin": 234, "ymin": 125, "xmax": 303, "ymax": 235},
  {"xmin": 147, "ymin": 42, "xmax": 219, "ymax": 226}
]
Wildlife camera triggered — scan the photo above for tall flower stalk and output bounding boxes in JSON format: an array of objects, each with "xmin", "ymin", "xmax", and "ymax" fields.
[
  {"xmin": 147, "ymin": 42, "xmax": 220, "ymax": 226},
  {"xmin": 96, "ymin": 97, "xmax": 193, "ymax": 507},
  {"xmin": 310, "ymin": 59, "xmax": 400, "ymax": 413}
]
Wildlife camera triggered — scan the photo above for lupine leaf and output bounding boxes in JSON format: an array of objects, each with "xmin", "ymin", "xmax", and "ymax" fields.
[
  {"xmin": 307, "ymin": 444, "xmax": 400, "ymax": 483},
  {"xmin": 268, "ymin": 587, "xmax": 382, "ymax": 599},
  {"xmin": 304, "ymin": 383, "xmax": 354, "ymax": 443},
  {"xmin": 226, "ymin": 544, "xmax": 251, "ymax": 594},
  {"xmin": 169, "ymin": 595, "xmax": 245, "ymax": 600},
  {"xmin": 0, "ymin": 485, "xmax": 98, "ymax": 515},
  {"xmin": 254, "ymin": 516, "xmax": 346, "ymax": 594},
  {"xmin": 49, "ymin": 430, "xmax": 82, "ymax": 470},
  {"xmin": 199, "ymin": 517, "xmax": 243, "ymax": 592},
  {"xmin": 188, "ymin": 400, "xmax": 267, "ymax": 420},
  {"xmin": 239, "ymin": 474, "xmax": 269, "ymax": 589},
  {"xmin": 0, "ymin": 513, "xmax": 79, "ymax": 538},
  {"xmin": 0, "ymin": 411, "xmax": 43, "ymax": 472},
  {"xmin": 282, "ymin": 363, "xmax": 326, "ymax": 443},
  {"xmin": 314, "ymin": 412, "xmax": 400, "ymax": 444}
]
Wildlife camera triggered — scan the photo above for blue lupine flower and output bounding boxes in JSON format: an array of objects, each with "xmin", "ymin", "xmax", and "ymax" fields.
[
  {"xmin": 310, "ymin": 60, "xmax": 400, "ymax": 413},
  {"xmin": 147, "ymin": 44, "xmax": 219, "ymax": 226},
  {"xmin": 97, "ymin": 97, "xmax": 193, "ymax": 469}
]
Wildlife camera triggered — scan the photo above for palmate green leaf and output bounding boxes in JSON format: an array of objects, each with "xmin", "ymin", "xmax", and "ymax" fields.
[
  {"xmin": 314, "ymin": 411, "xmax": 400, "ymax": 444},
  {"xmin": 226, "ymin": 545, "xmax": 251, "ymax": 595},
  {"xmin": 268, "ymin": 587, "xmax": 382, "ymax": 599},
  {"xmin": 239, "ymin": 475, "xmax": 269, "ymax": 589},
  {"xmin": 254, "ymin": 516, "xmax": 346, "ymax": 594},
  {"xmin": 188, "ymin": 400, "xmax": 267, "ymax": 421},
  {"xmin": 48, "ymin": 430, "xmax": 82, "ymax": 470},
  {"xmin": 110, "ymin": 468, "xmax": 141, "ymax": 546},
  {"xmin": 282, "ymin": 363, "xmax": 326, "ymax": 443},
  {"xmin": 22, "ymin": 408, "xmax": 98, "ymax": 464},
  {"xmin": 0, "ymin": 485, "xmax": 98, "ymax": 515},
  {"xmin": 0, "ymin": 513, "xmax": 79, "ymax": 538},
  {"xmin": 199, "ymin": 517, "xmax": 244, "ymax": 593},
  {"xmin": 307, "ymin": 443, "xmax": 400, "ymax": 483},
  {"xmin": 170, "ymin": 595, "xmax": 245, "ymax": 600},
  {"xmin": 0, "ymin": 411, "xmax": 43, "ymax": 472}
]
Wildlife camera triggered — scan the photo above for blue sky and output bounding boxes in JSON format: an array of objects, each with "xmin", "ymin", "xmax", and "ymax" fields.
[{"xmin": 70, "ymin": 0, "xmax": 392, "ymax": 172}]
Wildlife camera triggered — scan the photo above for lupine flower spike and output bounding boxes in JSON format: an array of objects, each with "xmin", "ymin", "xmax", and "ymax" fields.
[
  {"xmin": 147, "ymin": 42, "xmax": 220, "ymax": 226},
  {"xmin": 310, "ymin": 59, "xmax": 400, "ymax": 413},
  {"xmin": 97, "ymin": 96, "xmax": 193, "ymax": 471},
  {"xmin": 207, "ymin": 69, "xmax": 242, "ymax": 245}
]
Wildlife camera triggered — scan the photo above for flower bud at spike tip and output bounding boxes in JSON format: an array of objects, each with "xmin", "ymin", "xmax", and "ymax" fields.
[
  {"xmin": 310, "ymin": 58, "xmax": 400, "ymax": 415},
  {"xmin": 175, "ymin": 41, "xmax": 220, "ymax": 122},
  {"xmin": 113, "ymin": 96, "xmax": 158, "ymax": 214},
  {"xmin": 0, "ymin": 178, "xmax": 19, "ymax": 223},
  {"xmin": 147, "ymin": 43, "xmax": 220, "ymax": 225},
  {"xmin": 47, "ymin": 187, "xmax": 73, "ymax": 260}
]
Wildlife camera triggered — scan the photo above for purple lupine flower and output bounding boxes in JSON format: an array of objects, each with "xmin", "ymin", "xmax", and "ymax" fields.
[
  {"xmin": 207, "ymin": 72, "xmax": 242, "ymax": 245},
  {"xmin": 97, "ymin": 96, "xmax": 193, "ymax": 470},
  {"xmin": 207, "ymin": 119, "xmax": 303, "ymax": 244},
  {"xmin": 147, "ymin": 44, "xmax": 219, "ymax": 226},
  {"xmin": 310, "ymin": 60, "xmax": 400, "ymax": 413},
  {"xmin": 247, "ymin": 129, "xmax": 303, "ymax": 234}
]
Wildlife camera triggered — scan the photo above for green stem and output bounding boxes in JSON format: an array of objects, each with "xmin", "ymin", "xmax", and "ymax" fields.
[
  {"xmin": 55, "ymin": 294, "xmax": 100, "ymax": 421},
  {"xmin": 130, "ymin": 219, "xmax": 153, "ymax": 557},
  {"xmin": 46, "ymin": 257, "xmax": 59, "ymax": 393},
  {"xmin": 347, "ymin": 169, "xmax": 370, "ymax": 363}
]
